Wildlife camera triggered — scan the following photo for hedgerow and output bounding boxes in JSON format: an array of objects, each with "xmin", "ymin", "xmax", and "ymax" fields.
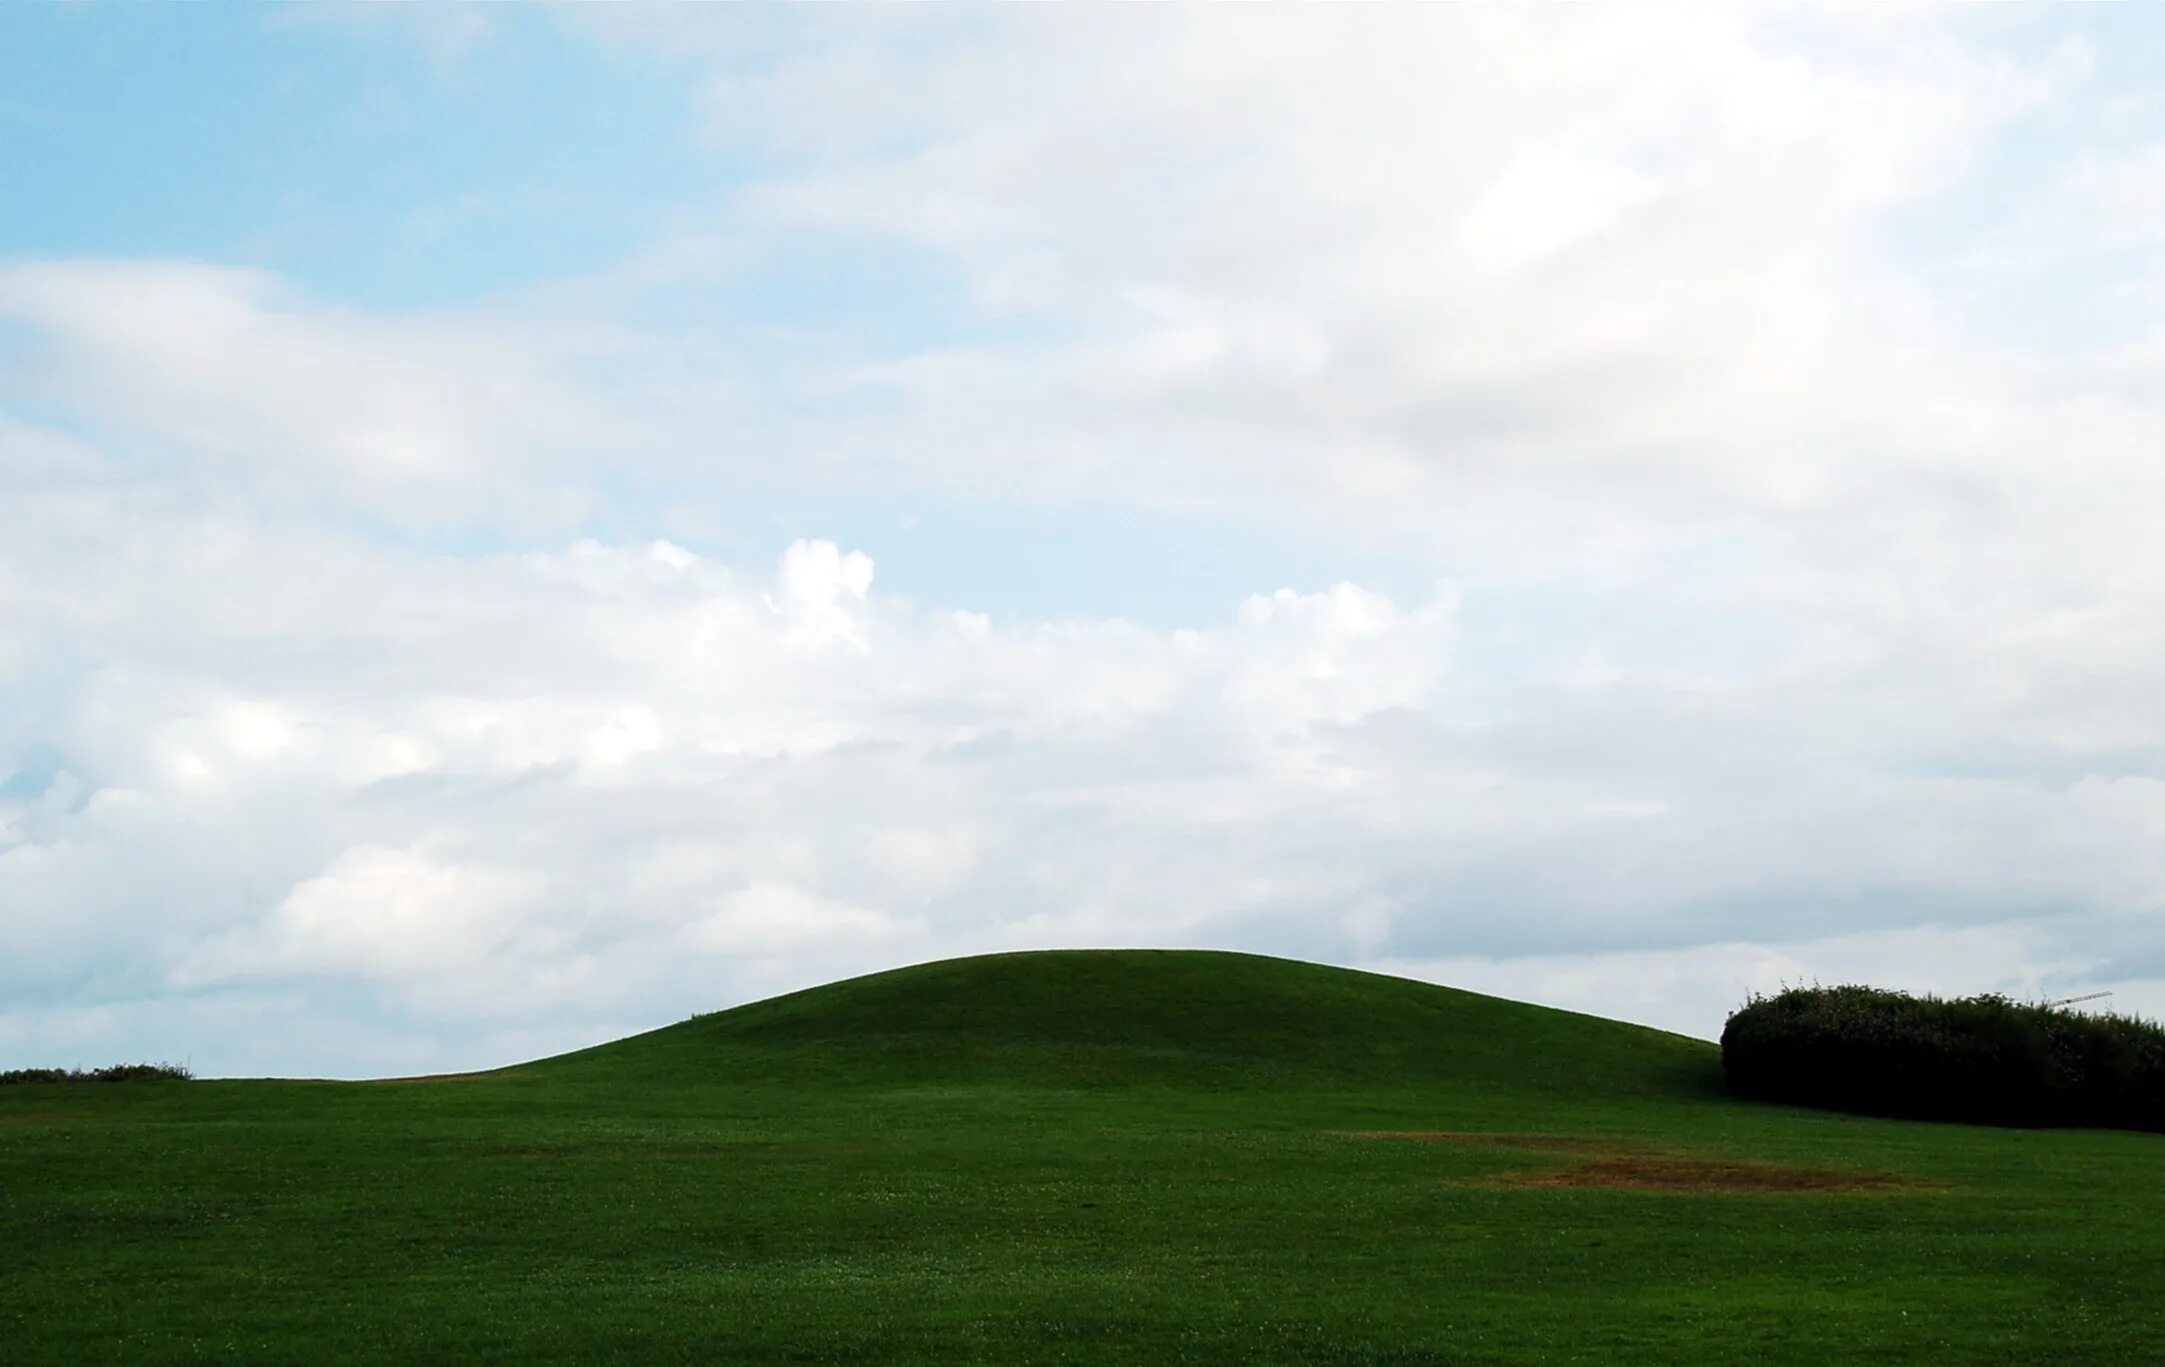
[
  {"xmin": 0, "ymin": 1062, "xmax": 194, "ymax": 1085},
  {"xmin": 1722, "ymin": 985, "xmax": 2165, "ymax": 1132}
]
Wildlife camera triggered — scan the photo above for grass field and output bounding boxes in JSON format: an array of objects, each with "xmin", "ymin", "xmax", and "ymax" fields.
[{"xmin": 4, "ymin": 950, "xmax": 2162, "ymax": 1363}]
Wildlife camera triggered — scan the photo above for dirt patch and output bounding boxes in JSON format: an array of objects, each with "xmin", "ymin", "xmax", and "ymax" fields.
[
  {"xmin": 1490, "ymin": 1154, "xmax": 1937, "ymax": 1194},
  {"xmin": 1336, "ymin": 1130, "xmax": 1940, "ymax": 1194}
]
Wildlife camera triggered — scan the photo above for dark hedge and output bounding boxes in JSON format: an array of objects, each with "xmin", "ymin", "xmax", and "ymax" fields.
[
  {"xmin": 0, "ymin": 1062, "xmax": 193, "ymax": 1085},
  {"xmin": 1721, "ymin": 986, "xmax": 2165, "ymax": 1131}
]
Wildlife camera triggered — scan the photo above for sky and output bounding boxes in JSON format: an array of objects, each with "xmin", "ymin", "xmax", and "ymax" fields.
[{"xmin": 5, "ymin": 6, "xmax": 2165, "ymax": 1078}]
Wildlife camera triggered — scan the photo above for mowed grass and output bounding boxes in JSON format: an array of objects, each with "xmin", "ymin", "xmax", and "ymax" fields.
[{"xmin": 4, "ymin": 951, "xmax": 2162, "ymax": 1364}]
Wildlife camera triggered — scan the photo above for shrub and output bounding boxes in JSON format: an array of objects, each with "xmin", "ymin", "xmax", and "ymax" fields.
[
  {"xmin": 0, "ymin": 1062, "xmax": 193, "ymax": 1085},
  {"xmin": 1722, "ymin": 986, "xmax": 2165, "ymax": 1131}
]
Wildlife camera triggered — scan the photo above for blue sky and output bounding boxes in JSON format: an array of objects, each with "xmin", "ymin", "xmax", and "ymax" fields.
[
  {"xmin": 3, "ymin": 7, "xmax": 699, "ymax": 306},
  {"xmin": 4, "ymin": 7, "xmax": 2165, "ymax": 1076}
]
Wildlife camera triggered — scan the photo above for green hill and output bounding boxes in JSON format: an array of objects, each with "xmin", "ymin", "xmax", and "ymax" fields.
[
  {"xmin": 523, "ymin": 949, "xmax": 1718, "ymax": 1099},
  {"xmin": 5, "ymin": 948, "xmax": 2163, "ymax": 1364}
]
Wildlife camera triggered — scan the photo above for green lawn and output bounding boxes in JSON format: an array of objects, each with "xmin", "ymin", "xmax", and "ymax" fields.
[{"xmin": 4, "ymin": 950, "xmax": 2161, "ymax": 1363}]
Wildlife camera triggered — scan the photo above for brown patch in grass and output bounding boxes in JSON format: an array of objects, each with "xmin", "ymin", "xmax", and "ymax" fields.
[
  {"xmin": 1491, "ymin": 1154, "xmax": 1938, "ymax": 1194},
  {"xmin": 1335, "ymin": 1130, "xmax": 1940, "ymax": 1195}
]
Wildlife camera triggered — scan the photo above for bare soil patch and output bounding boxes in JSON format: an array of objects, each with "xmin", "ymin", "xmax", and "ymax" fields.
[
  {"xmin": 1492, "ymin": 1154, "xmax": 1937, "ymax": 1194},
  {"xmin": 1337, "ymin": 1129, "xmax": 1940, "ymax": 1194}
]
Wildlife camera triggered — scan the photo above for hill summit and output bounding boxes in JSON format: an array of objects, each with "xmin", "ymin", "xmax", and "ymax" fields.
[{"xmin": 520, "ymin": 949, "xmax": 1718, "ymax": 1099}]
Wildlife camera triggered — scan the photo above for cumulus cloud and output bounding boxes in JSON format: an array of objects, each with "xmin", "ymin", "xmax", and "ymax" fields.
[
  {"xmin": 767, "ymin": 539, "xmax": 877, "ymax": 650},
  {"xmin": 3, "ymin": 482, "xmax": 2160, "ymax": 1075},
  {"xmin": 0, "ymin": 492, "xmax": 1477, "ymax": 1071}
]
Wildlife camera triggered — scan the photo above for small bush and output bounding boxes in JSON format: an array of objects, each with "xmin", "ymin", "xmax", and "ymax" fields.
[
  {"xmin": 1722, "ymin": 986, "xmax": 2165, "ymax": 1132},
  {"xmin": 0, "ymin": 1062, "xmax": 193, "ymax": 1085}
]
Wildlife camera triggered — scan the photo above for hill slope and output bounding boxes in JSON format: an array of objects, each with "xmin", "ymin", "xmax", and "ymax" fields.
[{"xmin": 519, "ymin": 949, "xmax": 1719, "ymax": 1100}]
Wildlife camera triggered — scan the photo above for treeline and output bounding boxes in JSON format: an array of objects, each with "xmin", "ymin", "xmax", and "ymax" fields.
[
  {"xmin": 1722, "ymin": 986, "xmax": 2165, "ymax": 1132},
  {"xmin": 0, "ymin": 1062, "xmax": 193, "ymax": 1085}
]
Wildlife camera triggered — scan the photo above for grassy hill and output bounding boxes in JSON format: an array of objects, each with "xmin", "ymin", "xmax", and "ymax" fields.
[
  {"xmin": 4, "ymin": 950, "xmax": 2162, "ymax": 1364},
  {"xmin": 523, "ymin": 950, "xmax": 1718, "ymax": 1097}
]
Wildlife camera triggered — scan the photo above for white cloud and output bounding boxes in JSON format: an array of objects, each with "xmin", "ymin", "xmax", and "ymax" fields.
[
  {"xmin": 2, "ymin": 483, "xmax": 2159, "ymax": 1073},
  {"xmin": 0, "ymin": 261, "xmax": 605, "ymax": 524},
  {"xmin": 692, "ymin": 8, "xmax": 2067, "ymax": 520},
  {"xmin": 767, "ymin": 538, "xmax": 877, "ymax": 650},
  {"xmin": 683, "ymin": 883, "xmax": 917, "ymax": 958},
  {"xmin": 1375, "ymin": 919, "xmax": 2165, "ymax": 1041},
  {"xmin": 0, "ymin": 499, "xmax": 1483, "ymax": 1069},
  {"xmin": 181, "ymin": 845, "xmax": 542, "ymax": 985}
]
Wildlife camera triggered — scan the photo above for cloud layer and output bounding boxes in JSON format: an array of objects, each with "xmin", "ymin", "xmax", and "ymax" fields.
[{"xmin": 5, "ymin": 8, "xmax": 2165, "ymax": 1073}]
